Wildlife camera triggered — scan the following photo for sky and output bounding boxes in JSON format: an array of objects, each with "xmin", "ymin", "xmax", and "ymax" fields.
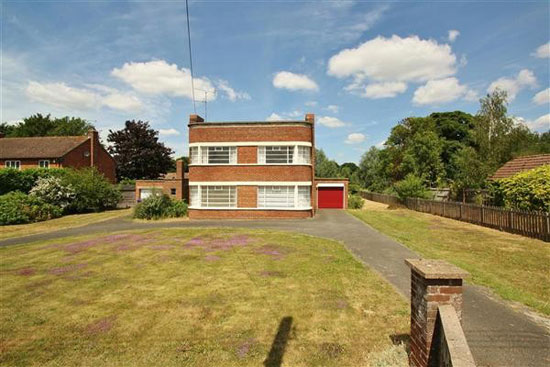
[{"xmin": 2, "ymin": 0, "xmax": 549, "ymax": 163}]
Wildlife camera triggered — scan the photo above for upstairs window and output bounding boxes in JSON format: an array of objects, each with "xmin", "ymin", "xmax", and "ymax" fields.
[
  {"xmin": 295, "ymin": 146, "xmax": 311, "ymax": 164},
  {"xmin": 5, "ymin": 161, "xmax": 21, "ymax": 170},
  {"xmin": 259, "ymin": 146, "xmax": 294, "ymax": 164},
  {"xmin": 39, "ymin": 160, "xmax": 50, "ymax": 168},
  {"xmin": 189, "ymin": 146, "xmax": 236, "ymax": 164}
]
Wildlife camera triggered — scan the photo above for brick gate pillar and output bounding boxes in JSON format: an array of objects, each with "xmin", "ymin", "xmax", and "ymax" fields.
[{"xmin": 405, "ymin": 259, "xmax": 469, "ymax": 367}]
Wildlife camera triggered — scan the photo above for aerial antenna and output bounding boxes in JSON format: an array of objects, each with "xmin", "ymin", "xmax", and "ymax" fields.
[
  {"xmin": 185, "ymin": 0, "xmax": 196, "ymax": 114},
  {"xmin": 196, "ymin": 89, "xmax": 216, "ymax": 122}
]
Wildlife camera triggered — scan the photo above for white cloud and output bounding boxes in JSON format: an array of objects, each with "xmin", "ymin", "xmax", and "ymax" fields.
[
  {"xmin": 317, "ymin": 116, "xmax": 346, "ymax": 128},
  {"xmin": 533, "ymin": 42, "xmax": 550, "ymax": 58},
  {"xmin": 102, "ymin": 93, "xmax": 143, "ymax": 111},
  {"xmin": 26, "ymin": 81, "xmax": 100, "ymax": 110},
  {"xmin": 26, "ymin": 81, "xmax": 143, "ymax": 112},
  {"xmin": 325, "ymin": 105, "xmax": 339, "ymax": 113},
  {"xmin": 488, "ymin": 69, "xmax": 537, "ymax": 101},
  {"xmin": 305, "ymin": 101, "xmax": 318, "ymax": 107},
  {"xmin": 363, "ymin": 82, "xmax": 407, "ymax": 99},
  {"xmin": 328, "ymin": 35, "xmax": 457, "ymax": 83},
  {"xmin": 111, "ymin": 60, "xmax": 216, "ymax": 99},
  {"xmin": 266, "ymin": 113, "xmax": 285, "ymax": 121},
  {"xmin": 159, "ymin": 128, "xmax": 181, "ymax": 136},
  {"xmin": 216, "ymin": 80, "xmax": 250, "ymax": 101},
  {"xmin": 533, "ymin": 88, "xmax": 550, "ymax": 105},
  {"xmin": 517, "ymin": 114, "xmax": 550, "ymax": 131},
  {"xmin": 448, "ymin": 30, "xmax": 460, "ymax": 42},
  {"xmin": 272, "ymin": 71, "xmax": 319, "ymax": 91},
  {"xmin": 345, "ymin": 133, "xmax": 366, "ymax": 144},
  {"xmin": 413, "ymin": 77, "xmax": 476, "ymax": 105}
]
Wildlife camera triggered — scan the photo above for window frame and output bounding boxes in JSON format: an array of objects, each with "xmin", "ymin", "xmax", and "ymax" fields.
[
  {"xmin": 192, "ymin": 185, "xmax": 237, "ymax": 208},
  {"xmin": 5, "ymin": 160, "xmax": 21, "ymax": 170},
  {"xmin": 38, "ymin": 160, "xmax": 50, "ymax": 169}
]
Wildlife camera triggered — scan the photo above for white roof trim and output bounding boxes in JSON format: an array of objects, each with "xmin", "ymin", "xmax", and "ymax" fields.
[
  {"xmin": 317, "ymin": 183, "xmax": 345, "ymax": 188},
  {"xmin": 189, "ymin": 141, "xmax": 312, "ymax": 147},
  {"xmin": 189, "ymin": 181, "xmax": 312, "ymax": 186}
]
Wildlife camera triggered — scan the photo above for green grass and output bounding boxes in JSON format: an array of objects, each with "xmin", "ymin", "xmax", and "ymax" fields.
[
  {"xmin": 0, "ymin": 209, "xmax": 132, "ymax": 240},
  {"xmin": 349, "ymin": 200, "xmax": 550, "ymax": 316},
  {"xmin": 0, "ymin": 228, "xmax": 409, "ymax": 366}
]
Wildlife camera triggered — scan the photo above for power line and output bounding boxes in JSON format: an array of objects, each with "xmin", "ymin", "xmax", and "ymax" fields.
[{"xmin": 185, "ymin": 0, "xmax": 196, "ymax": 114}]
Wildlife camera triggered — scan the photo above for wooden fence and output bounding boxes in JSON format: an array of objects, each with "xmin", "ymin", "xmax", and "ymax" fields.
[{"xmin": 360, "ymin": 192, "xmax": 550, "ymax": 242}]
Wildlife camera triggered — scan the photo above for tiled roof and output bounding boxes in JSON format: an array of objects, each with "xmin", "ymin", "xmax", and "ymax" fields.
[
  {"xmin": 490, "ymin": 154, "xmax": 550, "ymax": 180},
  {"xmin": 0, "ymin": 136, "xmax": 89, "ymax": 159}
]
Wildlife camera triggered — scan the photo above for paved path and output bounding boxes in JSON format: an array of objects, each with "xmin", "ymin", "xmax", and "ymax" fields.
[{"xmin": 2, "ymin": 210, "xmax": 549, "ymax": 366}]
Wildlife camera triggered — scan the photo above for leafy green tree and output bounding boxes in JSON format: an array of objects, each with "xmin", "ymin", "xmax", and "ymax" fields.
[
  {"xmin": 4, "ymin": 114, "xmax": 93, "ymax": 137},
  {"xmin": 393, "ymin": 174, "xmax": 431, "ymax": 200},
  {"xmin": 496, "ymin": 165, "xmax": 550, "ymax": 211},
  {"xmin": 401, "ymin": 129, "xmax": 444, "ymax": 186},
  {"xmin": 358, "ymin": 147, "xmax": 389, "ymax": 191},
  {"xmin": 0, "ymin": 123, "xmax": 15, "ymax": 136},
  {"xmin": 107, "ymin": 120, "xmax": 174, "ymax": 180},
  {"xmin": 451, "ymin": 146, "xmax": 491, "ymax": 196},
  {"xmin": 315, "ymin": 149, "xmax": 340, "ymax": 178}
]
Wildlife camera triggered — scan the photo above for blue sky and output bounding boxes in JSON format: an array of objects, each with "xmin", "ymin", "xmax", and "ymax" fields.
[{"xmin": 2, "ymin": 0, "xmax": 549, "ymax": 163}]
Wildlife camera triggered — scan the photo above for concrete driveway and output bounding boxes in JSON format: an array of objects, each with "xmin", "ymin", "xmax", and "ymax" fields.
[{"xmin": 2, "ymin": 210, "xmax": 549, "ymax": 366}]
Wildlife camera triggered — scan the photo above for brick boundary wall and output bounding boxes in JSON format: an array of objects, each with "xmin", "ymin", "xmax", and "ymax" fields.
[
  {"xmin": 188, "ymin": 209, "xmax": 312, "ymax": 219},
  {"xmin": 405, "ymin": 259, "xmax": 475, "ymax": 367}
]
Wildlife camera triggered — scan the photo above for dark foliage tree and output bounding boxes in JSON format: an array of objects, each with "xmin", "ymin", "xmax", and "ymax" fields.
[{"xmin": 107, "ymin": 120, "xmax": 174, "ymax": 180}]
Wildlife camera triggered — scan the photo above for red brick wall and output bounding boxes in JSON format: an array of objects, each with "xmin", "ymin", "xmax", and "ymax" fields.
[
  {"xmin": 237, "ymin": 186, "xmax": 257, "ymax": 208},
  {"xmin": 237, "ymin": 146, "xmax": 257, "ymax": 164},
  {"xmin": 62, "ymin": 140, "xmax": 116, "ymax": 183},
  {"xmin": 135, "ymin": 179, "xmax": 184, "ymax": 201},
  {"xmin": 95, "ymin": 146, "xmax": 116, "ymax": 183},
  {"xmin": 189, "ymin": 125, "xmax": 312, "ymax": 143},
  {"xmin": 314, "ymin": 178, "xmax": 349, "ymax": 210},
  {"xmin": 189, "ymin": 209, "xmax": 311, "ymax": 219},
  {"xmin": 61, "ymin": 141, "xmax": 91, "ymax": 169},
  {"xmin": 190, "ymin": 165, "xmax": 312, "ymax": 182}
]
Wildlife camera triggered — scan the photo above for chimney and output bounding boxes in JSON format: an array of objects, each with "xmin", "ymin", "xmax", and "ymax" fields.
[
  {"xmin": 189, "ymin": 114, "xmax": 204, "ymax": 124},
  {"xmin": 305, "ymin": 113, "xmax": 315, "ymax": 123},
  {"xmin": 87, "ymin": 128, "xmax": 99, "ymax": 167},
  {"xmin": 176, "ymin": 159, "xmax": 184, "ymax": 180}
]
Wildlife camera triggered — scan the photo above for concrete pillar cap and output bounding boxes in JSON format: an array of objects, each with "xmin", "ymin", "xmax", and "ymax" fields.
[{"xmin": 405, "ymin": 259, "xmax": 469, "ymax": 280}]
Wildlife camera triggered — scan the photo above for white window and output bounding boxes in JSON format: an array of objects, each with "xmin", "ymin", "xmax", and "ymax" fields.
[
  {"xmin": 297, "ymin": 186, "xmax": 311, "ymax": 207},
  {"xmin": 258, "ymin": 186, "xmax": 295, "ymax": 208},
  {"xmin": 295, "ymin": 146, "xmax": 311, "ymax": 164},
  {"xmin": 259, "ymin": 146, "xmax": 294, "ymax": 164},
  {"xmin": 200, "ymin": 186, "xmax": 236, "ymax": 208},
  {"xmin": 5, "ymin": 161, "xmax": 21, "ymax": 170},
  {"xmin": 190, "ymin": 146, "xmax": 236, "ymax": 165},
  {"xmin": 189, "ymin": 186, "xmax": 199, "ymax": 206},
  {"xmin": 190, "ymin": 147, "xmax": 199, "ymax": 164},
  {"xmin": 39, "ymin": 160, "xmax": 50, "ymax": 168}
]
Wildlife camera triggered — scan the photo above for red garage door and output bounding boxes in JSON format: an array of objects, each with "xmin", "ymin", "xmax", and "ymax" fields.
[{"xmin": 318, "ymin": 187, "xmax": 344, "ymax": 208}]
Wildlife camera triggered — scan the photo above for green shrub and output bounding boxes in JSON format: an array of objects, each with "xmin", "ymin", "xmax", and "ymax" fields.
[
  {"xmin": 496, "ymin": 165, "xmax": 550, "ymax": 211},
  {"xmin": 0, "ymin": 168, "xmax": 66, "ymax": 195},
  {"xmin": 61, "ymin": 168, "xmax": 121, "ymax": 213},
  {"xmin": 347, "ymin": 194, "xmax": 364, "ymax": 209},
  {"xmin": 393, "ymin": 174, "xmax": 431, "ymax": 201},
  {"xmin": 134, "ymin": 193, "xmax": 188, "ymax": 220},
  {"xmin": 348, "ymin": 183, "xmax": 362, "ymax": 195},
  {"xmin": 0, "ymin": 191, "xmax": 62, "ymax": 225}
]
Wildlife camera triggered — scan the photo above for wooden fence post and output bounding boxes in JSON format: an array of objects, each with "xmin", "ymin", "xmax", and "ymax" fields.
[{"xmin": 480, "ymin": 206, "xmax": 484, "ymax": 224}]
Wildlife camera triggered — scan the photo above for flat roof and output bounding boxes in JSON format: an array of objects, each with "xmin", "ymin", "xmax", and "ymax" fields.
[{"xmin": 189, "ymin": 120, "xmax": 312, "ymax": 127}]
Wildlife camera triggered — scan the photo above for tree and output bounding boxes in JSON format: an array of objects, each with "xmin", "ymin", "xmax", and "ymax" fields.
[
  {"xmin": 107, "ymin": 120, "xmax": 174, "ymax": 180},
  {"xmin": 451, "ymin": 146, "xmax": 490, "ymax": 196},
  {"xmin": 315, "ymin": 149, "xmax": 340, "ymax": 178},
  {"xmin": 4, "ymin": 114, "xmax": 94, "ymax": 137},
  {"xmin": 358, "ymin": 147, "xmax": 389, "ymax": 191}
]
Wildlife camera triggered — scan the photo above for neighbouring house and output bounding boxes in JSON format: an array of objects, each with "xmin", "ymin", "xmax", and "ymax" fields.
[
  {"xmin": 0, "ymin": 129, "xmax": 116, "ymax": 183},
  {"xmin": 187, "ymin": 113, "xmax": 348, "ymax": 219},
  {"xmin": 135, "ymin": 160, "xmax": 189, "ymax": 202},
  {"xmin": 490, "ymin": 154, "xmax": 550, "ymax": 180}
]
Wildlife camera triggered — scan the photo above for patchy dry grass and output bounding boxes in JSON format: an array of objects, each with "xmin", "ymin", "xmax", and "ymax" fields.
[
  {"xmin": 0, "ymin": 209, "xmax": 132, "ymax": 240},
  {"xmin": 350, "ymin": 200, "xmax": 550, "ymax": 316},
  {"xmin": 0, "ymin": 228, "xmax": 409, "ymax": 366}
]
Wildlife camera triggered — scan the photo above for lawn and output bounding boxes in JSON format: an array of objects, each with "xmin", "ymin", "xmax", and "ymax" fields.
[
  {"xmin": 349, "ymin": 200, "xmax": 550, "ymax": 316},
  {"xmin": 0, "ymin": 209, "xmax": 132, "ymax": 240},
  {"xmin": 0, "ymin": 228, "xmax": 409, "ymax": 366}
]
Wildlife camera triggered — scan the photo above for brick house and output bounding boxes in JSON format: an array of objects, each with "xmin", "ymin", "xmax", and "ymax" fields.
[
  {"xmin": 0, "ymin": 129, "xmax": 116, "ymax": 183},
  {"xmin": 187, "ymin": 113, "xmax": 348, "ymax": 219},
  {"xmin": 490, "ymin": 154, "xmax": 550, "ymax": 180},
  {"xmin": 135, "ymin": 160, "xmax": 189, "ymax": 202}
]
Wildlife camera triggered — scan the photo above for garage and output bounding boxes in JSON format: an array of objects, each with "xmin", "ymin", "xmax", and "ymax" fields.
[
  {"xmin": 139, "ymin": 188, "xmax": 153, "ymax": 200},
  {"xmin": 317, "ymin": 184, "xmax": 345, "ymax": 209}
]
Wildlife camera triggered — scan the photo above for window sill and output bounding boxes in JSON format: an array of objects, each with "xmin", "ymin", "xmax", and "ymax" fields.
[
  {"xmin": 189, "ymin": 163, "xmax": 312, "ymax": 167},
  {"xmin": 189, "ymin": 207, "xmax": 313, "ymax": 211}
]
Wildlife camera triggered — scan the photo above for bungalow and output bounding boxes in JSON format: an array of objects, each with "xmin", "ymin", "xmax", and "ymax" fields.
[
  {"xmin": 490, "ymin": 154, "xmax": 550, "ymax": 180},
  {"xmin": 0, "ymin": 129, "xmax": 116, "ymax": 183}
]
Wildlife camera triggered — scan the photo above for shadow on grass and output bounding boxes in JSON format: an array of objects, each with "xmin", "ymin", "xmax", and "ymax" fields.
[{"xmin": 264, "ymin": 316, "xmax": 293, "ymax": 367}]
